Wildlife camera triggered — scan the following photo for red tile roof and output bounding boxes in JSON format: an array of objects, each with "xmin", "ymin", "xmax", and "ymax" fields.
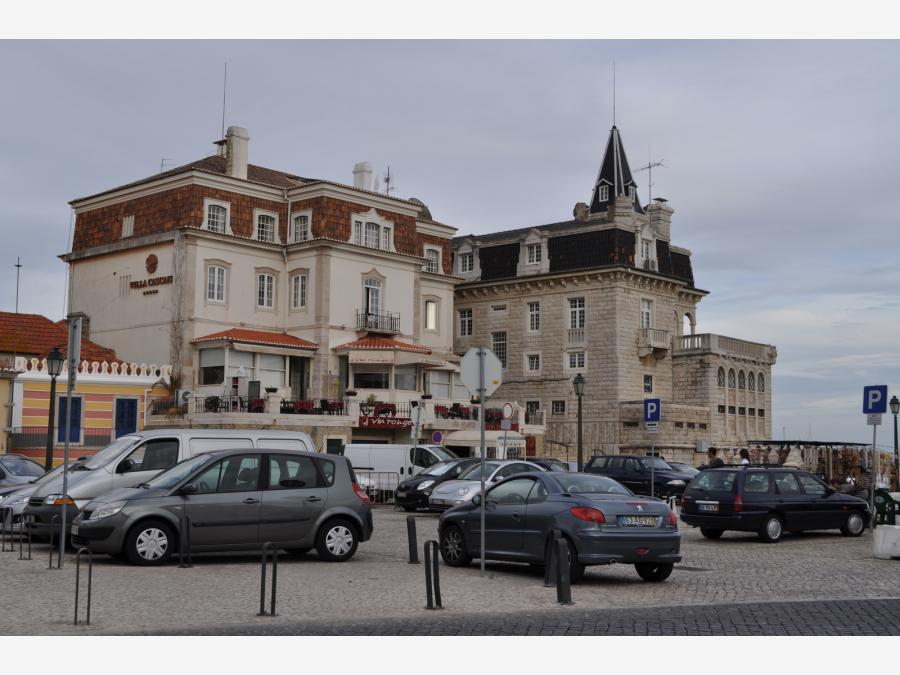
[
  {"xmin": 332, "ymin": 336, "xmax": 431, "ymax": 353},
  {"xmin": 192, "ymin": 328, "xmax": 317, "ymax": 351},
  {"xmin": 0, "ymin": 312, "xmax": 119, "ymax": 363}
]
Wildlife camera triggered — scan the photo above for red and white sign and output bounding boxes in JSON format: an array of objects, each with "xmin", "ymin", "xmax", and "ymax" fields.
[{"xmin": 358, "ymin": 416, "xmax": 413, "ymax": 429}]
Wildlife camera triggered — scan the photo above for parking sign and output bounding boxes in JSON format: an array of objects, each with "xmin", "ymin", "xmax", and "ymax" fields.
[
  {"xmin": 863, "ymin": 386, "xmax": 888, "ymax": 414},
  {"xmin": 644, "ymin": 398, "xmax": 661, "ymax": 423}
]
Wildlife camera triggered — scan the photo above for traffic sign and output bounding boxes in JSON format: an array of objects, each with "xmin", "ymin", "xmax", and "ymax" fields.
[
  {"xmin": 500, "ymin": 419, "xmax": 512, "ymax": 431},
  {"xmin": 643, "ymin": 398, "xmax": 661, "ymax": 423},
  {"xmin": 459, "ymin": 347, "xmax": 503, "ymax": 398},
  {"xmin": 502, "ymin": 402, "xmax": 514, "ymax": 419},
  {"xmin": 645, "ymin": 421, "xmax": 659, "ymax": 434},
  {"xmin": 66, "ymin": 316, "xmax": 82, "ymax": 387},
  {"xmin": 863, "ymin": 386, "xmax": 888, "ymax": 414},
  {"xmin": 867, "ymin": 414, "xmax": 883, "ymax": 426},
  {"xmin": 431, "ymin": 430, "xmax": 444, "ymax": 444}
]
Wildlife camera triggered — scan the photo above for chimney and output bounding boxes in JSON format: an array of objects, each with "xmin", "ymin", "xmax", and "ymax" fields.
[
  {"xmin": 647, "ymin": 198, "xmax": 674, "ymax": 241},
  {"xmin": 352, "ymin": 161, "xmax": 374, "ymax": 191},
  {"xmin": 225, "ymin": 126, "xmax": 250, "ymax": 180}
]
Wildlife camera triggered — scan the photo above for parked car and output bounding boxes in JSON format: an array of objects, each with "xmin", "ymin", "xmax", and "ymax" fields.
[
  {"xmin": 584, "ymin": 454, "xmax": 694, "ymax": 498},
  {"xmin": 340, "ymin": 444, "xmax": 458, "ymax": 493},
  {"xmin": 395, "ymin": 458, "xmax": 481, "ymax": 511},
  {"xmin": 26, "ymin": 428, "xmax": 316, "ymax": 539},
  {"xmin": 528, "ymin": 458, "xmax": 571, "ymax": 472},
  {"xmin": 0, "ymin": 454, "xmax": 45, "ymax": 488},
  {"xmin": 680, "ymin": 466, "xmax": 870, "ymax": 542},
  {"xmin": 439, "ymin": 471, "xmax": 681, "ymax": 582},
  {"xmin": 0, "ymin": 462, "xmax": 71, "ymax": 531},
  {"xmin": 72, "ymin": 448, "xmax": 373, "ymax": 565},
  {"xmin": 428, "ymin": 460, "xmax": 546, "ymax": 511},
  {"xmin": 667, "ymin": 462, "xmax": 700, "ymax": 478}
]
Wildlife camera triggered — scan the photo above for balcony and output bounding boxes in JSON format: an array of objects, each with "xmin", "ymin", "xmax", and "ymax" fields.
[
  {"xmin": 566, "ymin": 328, "xmax": 585, "ymax": 345},
  {"xmin": 356, "ymin": 310, "xmax": 400, "ymax": 334},
  {"xmin": 638, "ymin": 327, "xmax": 671, "ymax": 359},
  {"xmin": 673, "ymin": 333, "xmax": 777, "ymax": 364}
]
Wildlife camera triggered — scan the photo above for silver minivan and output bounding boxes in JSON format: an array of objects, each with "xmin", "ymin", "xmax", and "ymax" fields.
[
  {"xmin": 71, "ymin": 448, "xmax": 373, "ymax": 565},
  {"xmin": 25, "ymin": 428, "xmax": 315, "ymax": 539}
]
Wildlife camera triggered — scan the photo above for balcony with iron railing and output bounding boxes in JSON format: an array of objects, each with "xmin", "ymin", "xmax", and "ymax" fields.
[
  {"xmin": 356, "ymin": 309, "xmax": 400, "ymax": 334},
  {"xmin": 638, "ymin": 327, "xmax": 671, "ymax": 358}
]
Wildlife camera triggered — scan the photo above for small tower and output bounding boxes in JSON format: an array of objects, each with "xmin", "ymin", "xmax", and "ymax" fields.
[{"xmin": 589, "ymin": 125, "xmax": 644, "ymax": 218}]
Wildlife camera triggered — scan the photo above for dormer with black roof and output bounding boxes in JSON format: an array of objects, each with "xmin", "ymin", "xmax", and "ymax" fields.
[{"xmin": 589, "ymin": 125, "xmax": 645, "ymax": 217}]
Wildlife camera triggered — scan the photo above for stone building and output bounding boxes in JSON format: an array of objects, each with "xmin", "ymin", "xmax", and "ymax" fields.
[{"xmin": 452, "ymin": 125, "xmax": 776, "ymax": 465}]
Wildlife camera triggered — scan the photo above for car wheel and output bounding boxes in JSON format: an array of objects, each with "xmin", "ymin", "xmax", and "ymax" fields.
[
  {"xmin": 700, "ymin": 527, "xmax": 724, "ymax": 540},
  {"xmin": 125, "ymin": 519, "xmax": 175, "ymax": 566},
  {"xmin": 315, "ymin": 518, "xmax": 359, "ymax": 562},
  {"xmin": 840, "ymin": 512, "xmax": 866, "ymax": 537},
  {"xmin": 439, "ymin": 524, "xmax": 472, "ymax": 567},
  {"xmin": 758, "ymin": 514, "xmax": 784, "ymax": 543},
  {"xmin": 635, "ymin": 562, "xmax": 674, "ymax": 582}
]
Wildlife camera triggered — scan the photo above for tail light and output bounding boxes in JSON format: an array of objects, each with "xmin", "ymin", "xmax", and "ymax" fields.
[
  {"xmin": 352, "ymin": 481, "xmax": 370, "ymax": 505},
  {"xmin": 734, "ymin": 495, "xmax": 743, "ymax": 513},
  {"xmin": 570, "ymin": 507, "xmax": 606, "ymax": 524},
  {"xmin": 668, "ymin": 510, "xmax": 677, "ymax": 527}
]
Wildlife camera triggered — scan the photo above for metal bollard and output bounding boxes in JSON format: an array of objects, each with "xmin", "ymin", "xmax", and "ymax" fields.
[
  {"xmin": 74, "ymin": 547, "xmax": 93, "ymax": 626},
  {"xmin": 178, "ymin": 514, "xmax": 193, "ymax": 568},
  {"xmin": 48, "ymin": 514, "xmax": 60, "ymax": 569},
  {"xmin": 406, "ymin": 515, "xmax": 420, "ymax": 564},
  {"xmin": 555, "ymin": 538, "xmax": 574, "ymax": 606},
  {"xmin": 257, "ymin": 542, "xmax": 278, "ymax": 617},
  {"xmin": 423, "ymin": 540, "xmax": 442, "ymax": 610},
  {"xmin": 18, "ymin": 515, "xmax": 32, "ymax": 560},
  {"xmin": 543, "ymin": 529, "xmax": 563, "ymax": 587},
  {"xmin": 0, "ymin": 508, "xmax": 12, "ymax": 552}
]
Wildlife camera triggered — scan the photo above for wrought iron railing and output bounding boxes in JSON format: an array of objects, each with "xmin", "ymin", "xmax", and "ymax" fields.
[
  {"xmin": 193, "ymin": 395, "xmax": 267, "ymax": 414},
  {"xmin": 356, "ymin": 310, "xmax": 400, "ymax": 333},
  {"xmin": 280, "ymin": 399, "xmax": 348, "ymax": 416}
]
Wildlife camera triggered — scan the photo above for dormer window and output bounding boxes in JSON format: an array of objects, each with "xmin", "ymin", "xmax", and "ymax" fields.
[
  {"xmin": 204, "ymin": 199, "xmax": 230, "ymax": 234},
  {"xmin": 460, "ymin": 252, "xmax": 474, "ymax": 273},
  {"xmin": 598, "ymin": 185, "xmax": 609, "ymax": 202},
  {"xmin": 424, "ymin": 248, "xmax": 441, "ymax": 274},
  {"xmin": 526, "ymin": 243, "xmax": 542, "ymax": 265},
  {"xmin": 628, "ymin": 186, "xmax": 635, "ymax": 199},
  {"xmin": 350, "ymin": 210, "xmax": 394, "ymax": 251},
  {"xmin": 254, "ymin": 210, "xmax": 278, "ymax": 243},
  {"xmin": 640, "ymin": 238, "xmax": 651, "ymax": 262},
  {"xmin": 364, "ymin": 222, "xmax": 380, "ymax": 248},
  {"xmin": 290, "ymin": 213, "xmax": 310, "ymax": 242}
]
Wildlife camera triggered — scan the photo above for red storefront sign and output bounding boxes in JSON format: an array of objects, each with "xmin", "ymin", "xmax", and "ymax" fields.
[{"xmin": 358, "ymin": 416, "xmax": 413, "ymax": 429}]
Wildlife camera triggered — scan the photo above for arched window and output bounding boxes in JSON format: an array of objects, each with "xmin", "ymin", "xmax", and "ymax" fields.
[
  {"xmin": 728, "ymin": 369, "xmax": 736, "ymax": 388},
  {"xmin": 717, "ymin": 367, "xmax": 725, "ymax": 387},
  {"xmin": 758, "ymin": 373, "xmax": 765, "ymax": 393},
  {"xmin": 748, "ymin": 372, "xmax": 756, "ymax": 391},
  {"xmin": 738, "ymin": 370, "xmax": 746, "ymax": 390},
  {"xmin": 683, "ymin": 312, "xmax": 694, "ymax": 336}
]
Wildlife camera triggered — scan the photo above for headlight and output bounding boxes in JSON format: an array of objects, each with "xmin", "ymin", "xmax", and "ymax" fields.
[
  {"xmin": 88, "ymin": 501, "xmax": 126, "ymax": 521},
  {"xmin": 417, "ymin": 480, "xmax": 435, "ymax": 491},
  {"xmin": 43, "ymin": 494, "xmax": 76, "ymax": 506},
  {"xmin": 9, "ymin": 495, "xmax": 30, "ymax": 506},
  {"xmin": 457, "ymin": 487, "xmax": 470, "ymax": 496},
  {"xmin": 666, "ymin": 480, "xmax": 686, "ymax": 486}
]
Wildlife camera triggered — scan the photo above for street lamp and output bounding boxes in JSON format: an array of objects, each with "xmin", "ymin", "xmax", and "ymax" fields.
[
  {"xmin": 573, "ymin": 373, "xmax": 585, "ymax": 472},
  {"xmin": 43, "ymin": 346, "xmax": 65, "ymax": 471},
  {"xmin": 890, "ymin": 395, "xmax": 899, "ymax": 490}
]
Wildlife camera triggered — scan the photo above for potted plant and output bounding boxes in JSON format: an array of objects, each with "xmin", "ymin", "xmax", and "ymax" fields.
[
  {"xmin": 265, "ymin": 386, "xmax": 279, "ymax": 394},
  {"xmin": 421, "ymin": 393, "xmax": 433, "ymax": 400},
  {"xmin": 345, "ymin": 389, "xmax": 358, "ymax": 397}
]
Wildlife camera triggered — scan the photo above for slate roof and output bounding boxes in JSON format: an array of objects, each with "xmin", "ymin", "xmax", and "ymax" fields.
[
  {"xmin": 0, "ymin": 312, "xmax": 120, "ymax": 363},
  {"xmin": 590, "ymin": 126, "xmax": 644, "ymax": 215},
  {"xmin": 191, "ymin": 328, "xmax": 318, "ymax": 351}
]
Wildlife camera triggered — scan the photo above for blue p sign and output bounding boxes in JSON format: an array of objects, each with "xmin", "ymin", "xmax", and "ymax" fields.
[
  {"xmin": 644, "ymin": 398, "xmax": 661, "ymax": 422},
  {"xmin": 863, "ymin": 386, "xmax": 888, "ymax": 414}
]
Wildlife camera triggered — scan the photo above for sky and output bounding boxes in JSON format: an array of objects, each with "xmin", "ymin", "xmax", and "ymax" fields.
[{"xmin": 0, "ymin": 40, "xmax": 897, "ymax": 446}]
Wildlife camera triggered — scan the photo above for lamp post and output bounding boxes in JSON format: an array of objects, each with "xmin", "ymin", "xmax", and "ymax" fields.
[
  {"xmin": 890, "ymin": 395, "xmax": 899, "ymax": 490},
  {"xmin": 573, "ymin": 373, "xmax": 585, "ymax": 472},
  {"xmin": 43, "ymin": 346, "xmax": 65, "ymax": 471}
]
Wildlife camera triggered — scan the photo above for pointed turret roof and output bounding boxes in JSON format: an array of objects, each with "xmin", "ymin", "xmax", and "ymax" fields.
[{"xmin": 589, "ymin": 125, "xmax": 644, "ymax": 215}]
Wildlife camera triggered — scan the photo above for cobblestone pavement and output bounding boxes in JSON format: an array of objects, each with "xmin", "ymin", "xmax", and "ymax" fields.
[{"xmin": 3, "ymin": 507, "xmax": 900, "ymax": 635}]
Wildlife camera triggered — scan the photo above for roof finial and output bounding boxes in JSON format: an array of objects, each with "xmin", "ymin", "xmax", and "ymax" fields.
[{"xmin": 612, "ymin": 61, "xmax": 616, "ymax": 127}]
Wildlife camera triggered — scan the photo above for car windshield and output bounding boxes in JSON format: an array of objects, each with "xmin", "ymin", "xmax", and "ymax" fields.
[
  {"xmin": 430, "ymin": 446, "xmax": 458, "ymax": 462},
  {"xmin": 459, "ymin": 461, "xmax": 502, "ymax": 481},
  {"xmin": 556, "ymin": 474, "xmax": 632, "ymax": 495},
  {"xmin": 673, "ymin": 464, "xmax": 700, "ymax": 476},
  {"xmin": 641, "ymin": 457, "xmax": 673, "ymax": 470},
  {"xmin": 81, "ymin": 435, "xmax": 140, "ymax": 470},
  {"xmin": 143, "ymin": 454, "xmax": 213, "ymax": 490},
  {"xmin": 421, "ymin": 461, "xmax": 459, "ymax": 477},
  {"xmin": 0, "ymin": 456, "xmax": 44, "ymax": 477},
  {"xmin": 690, "ymin": 470, "xmax": 737, "ymax": 492}
]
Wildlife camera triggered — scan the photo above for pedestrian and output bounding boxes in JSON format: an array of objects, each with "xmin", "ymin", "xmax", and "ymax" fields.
[
  {"xmin": 739, "ymin": 448, "xmax": 751, "ymax": 465},
  {"xmin": 706, "ymin": 447, "xmax": 724, "ymax": 469}
]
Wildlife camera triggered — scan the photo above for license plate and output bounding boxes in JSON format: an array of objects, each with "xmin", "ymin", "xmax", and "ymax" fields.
[
  {"xmin": 619, "ymin": 515, "xmax": 655, "ymax": 527},
  {"xmin": 698, "ymin": 502, "xmax": 719, "ymax": 512},
  {"xmin": 71, "ymin": 525, "xmax": 79, "ymax": 535},
  {"xmin": 396, "ymin": 491, "xmax": 407, "ymax": 498}
]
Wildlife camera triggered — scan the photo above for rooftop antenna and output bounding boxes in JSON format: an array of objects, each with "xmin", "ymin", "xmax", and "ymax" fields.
[
  {"xmin": 221, "ymin": 62, "xmax": 227, "ymax": 139},
  {"xmin": 612, "ymin": 61, "xmax": 616, "ymax": 127},
  {"xmin": 634, "ymin": 148, "xmax": 665, "ymax": 206},
  {"xmin": 159, "ymin": 158, "xmax": 174, "ymax": 173},
  {"xmin": 383, "ymin": 166, "xmax": 395, "ymax": 196},
  {"xmin": 14, "ymin": 257, "xmax": 22, "ymax": 313}
]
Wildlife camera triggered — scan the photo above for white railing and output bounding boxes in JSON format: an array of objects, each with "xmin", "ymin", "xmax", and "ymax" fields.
[
  {"xmin": 567, "ymin": 328, "xmax": 585, "ymax": 344},
  {"xmin": 639, "ymin": 328, "xmax": 671, "ymax": 349},
  {"xmin": 673, "ymin": 333, "xmax": 772, "ymax": 360}
]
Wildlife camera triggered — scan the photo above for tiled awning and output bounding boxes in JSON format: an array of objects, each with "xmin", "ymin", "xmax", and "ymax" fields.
[
  {"xmin": 192, "ymin": 328, "xmax": 317, "ymax": 351},
  {"xmin": 332, "ymin": 336, "xmax": 431, "ymax": 354}
]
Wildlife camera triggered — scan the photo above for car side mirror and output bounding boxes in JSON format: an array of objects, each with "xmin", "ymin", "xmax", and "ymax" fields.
[
  {"xmin": 116, "ymin": 458, "xmax": 135, "ymax": 474},
  {"xmin": 472, "ymin": 494, "xmax": 481, "ymax": 506},
  {"xmin": 178, "ymin": 483, "xmax": 198, "ymax": 495}
]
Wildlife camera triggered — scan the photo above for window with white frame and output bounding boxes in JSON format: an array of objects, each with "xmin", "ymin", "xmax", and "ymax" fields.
[
  {"xmin": 628, "ymin": 186, "xmax": 635, "ymax": 199},
  {"xmin": 598, "ymin": 185, "xmax": 609, "ymax": 202},
  {"xmin": 364, "ymin": 222, "xmax": 380, "ymax": 249},
  {"xmin": 353, "ymin": 220, "xmax": 363, "ymax": 246},
  {"xmin": 569, "ymin": 297, "xmax": 585, "ymax": 329},
  {"xmin": 363, "ymin": 278, "xmax": 382, "ymax": 315},
  {"xmin": 640, "ymin": 238, "xmax": 652, "ymax": 263},
  {"xmin": 257, "ymin": 214, "xmax": 276, "ymax": 243},
  {"xmin": 207, "ymin": 265, "xmax": 226, "ymax": 303},
  {"xmin": 381, "ymin": 226, "xmax": 391, "ymax": 251},
  {"xmin": 424, "ymin": 300, "xmax": 438, "ymax": 331},
  {"xmin": 640, "ymin": 298, "xmax": 653, "ymax": 329},
  {"xmin": 291, "ymin": 274, "xmax": 307, "ymax": 309},
  {"xmin": 526, "ymin": 354, "xmax": 541, "ymax": 373},
  {"xmin": 526, "ymin": 243, "xmax": 542, "ymax": 264},
  {"xmin": 460, "ymin": 252, "xmax": 474, "ymax": 273},
  {"xmin": 527, "ymin": 302, "xmax": 540, "ymax": 332},
  {"xmin": 551, "ymin": 400, "xmax": 566, "ymax": 415},
  {"xmin": 424, "ymin": 249, "xmax": 441, "ymax": 274},
  {"xmin": 492, "ymin": 332, "xmax": 507, "ymax": 368},
  {"xmin": 257, "ymin": 273, "xmax": 275, "ymax": 308},
  {"xmin": 205, "ymin": 201, "xmax": 228, "ymax": 233},
  {"xmin": 291, "ymin": 214, "xmax": 310, "ymax": 242},
  {"xmin": 458, "ymin": 308, "xmax": 472, "ymax": 336},
  {"xmin": 568, "ymin": 352, "xmax": 585, "ymax": 369},
  {"xmin": 121, "ymin": 214, "xmax": 134, "ymax": 238}
]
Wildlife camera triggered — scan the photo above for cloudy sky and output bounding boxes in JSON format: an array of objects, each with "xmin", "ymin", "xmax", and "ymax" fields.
[{"xmin": 0, "ymin": 40, "xmax": 897, "ymax": 445}]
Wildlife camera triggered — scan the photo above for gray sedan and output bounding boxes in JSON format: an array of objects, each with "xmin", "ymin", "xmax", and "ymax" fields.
[
  {"xmin": 428, "ymin": 460, "xmax": 546, "ymax": 511},
  {"xmin": 71, "ymin": 448, "xmax": 373, "ymax": 565},
  {"xmin": 438, "ymin": 472, "xmax": 681, "ymax": 582}
]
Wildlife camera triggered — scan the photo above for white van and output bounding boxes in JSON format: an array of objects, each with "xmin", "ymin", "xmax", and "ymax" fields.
[
  {"xmin": 341, "ymin": 444, "xmax": 458, "ymax": 491},
  {"xmin": 25, "ymin": 428, "xmax": 315, "ymax": 538}
]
